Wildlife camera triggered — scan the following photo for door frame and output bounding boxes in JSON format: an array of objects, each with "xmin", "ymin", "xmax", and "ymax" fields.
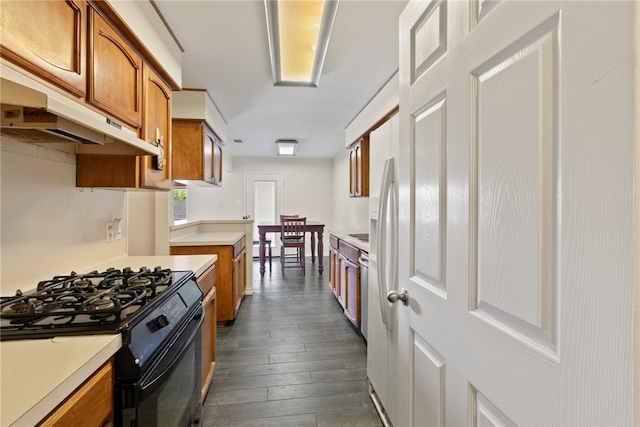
[{"xmin": 244, "ymin": 172, "xmax": 285, "ymax": 248}]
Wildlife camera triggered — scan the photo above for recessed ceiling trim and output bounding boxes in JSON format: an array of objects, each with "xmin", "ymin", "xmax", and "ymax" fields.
[{"xmin": 264, "ymin": 0, "xmax": 339, "ymax": 88}]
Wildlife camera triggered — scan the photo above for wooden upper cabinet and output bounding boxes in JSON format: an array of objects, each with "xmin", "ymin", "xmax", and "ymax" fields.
[
  {"xmin": 0, "ymin": 0, "xmax": 87, "ymax": 97},
  {"xmin": 88, "ymin": 6, "xmax": 142, "ymax": 129},
  {"xmin": 76, "ymin": 64, "xmax": 171, "ymax": 191},
  {"xmin": 349, "ymin": 135, "xmax": 369, "ymax": 197},
  {"xmin": 172, "ymin": 119, "xmax": 223, "ymax": 186},
  {"xmin": 139, "ymin": 63, "xmax": 171, "ymax": 190}
]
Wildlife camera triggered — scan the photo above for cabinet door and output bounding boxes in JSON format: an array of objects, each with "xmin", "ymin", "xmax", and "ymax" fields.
[
  {"xmin": 170, "ymin": 245, "xmax": 236, "ymax": 322},
  {"xmin": 88, "ymin": 7, "xmax": 142, "ymax": 129},
  {"xmin": 354, "ymin": 136, "xmax": 370, "ymax": 197},
  {"xmin": 172, "ymin": 119, "xmax": 203, "ymax": 181},
  {"xmin": 203, "ymin": 126, "xmax": 215, "ymax": 183},
  {"xmin": 329, "ymin": 246, "xmax": 339, "ymax": 296},
  {"xmin": 139, "ymin": 63, "xmax": 171, "ymax": 190},
  {"xmin": 349, "ymin": 147, "xmax": 357, "ymax": 197},
  {"xmin": 232, "ymin": 249, "xmax": 246, "ymax": 317},
  {"xmin": 172, "ymin": 119, "xmax": 222, "ymax": 185},
  {"xmin": 342, "ymin": 256, "xmax": 360, "ymax": 328},
  {"xmin": 40, "ymin": 360, "xmax": 113, "ymax": 427},
  {"xmin": 213, "ymin": 140, "xmax": 223, "ymax": 185},
  {"xmin": 197, "ymin": 264, "xmax": 216, "ymax": 403},
  {"xmin": 0, "ymin": 0, "xmax": 87, "ymax": 97},
  {"xmin": 338, "ymin": 253, "xmax": 348, "ymax": 308}
]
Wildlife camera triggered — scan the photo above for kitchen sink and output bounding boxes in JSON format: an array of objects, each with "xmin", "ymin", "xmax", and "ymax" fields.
[{"xmin": 349, "ymin": 233, "xmax": 369, "ymax": 242}]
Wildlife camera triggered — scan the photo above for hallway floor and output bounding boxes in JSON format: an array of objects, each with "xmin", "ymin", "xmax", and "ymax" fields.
[{"xmin": 200, "ymin": 258, "xmax": 382, "ymax": 426}]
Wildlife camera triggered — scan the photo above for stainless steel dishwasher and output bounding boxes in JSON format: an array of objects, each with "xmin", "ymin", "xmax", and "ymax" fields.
[{"xmin": 358, "ymin": 252, "xmax": 369, "ymax": 341}]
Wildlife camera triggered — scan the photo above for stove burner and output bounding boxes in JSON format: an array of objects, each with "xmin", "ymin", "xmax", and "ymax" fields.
[
  {"xmin": 129, "ymin": 277, "xmax": 152, "ymax": 287},
  {"xmin": 4, "ymin": 300, "xmax": 42, "ymax": 316},
  {"xmin": 86, "ymin": 295, "xmax": 117, "ymax": 311}
]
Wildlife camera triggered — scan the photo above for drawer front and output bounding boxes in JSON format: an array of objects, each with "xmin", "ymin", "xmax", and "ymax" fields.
[
  {"xmin": 233, "ymin": 236, "xmax": 246, "ymax": 258},
  {"xmin": 330, "ymin": 234, "xmax": 339, "ymax": 249},
  {"xmin": 339, "ymin": 240, "xmax": 360, "ymax": 264},
  {"xmin": 197, "ymin": 264, "xmax": 216, "ymax": 296}
]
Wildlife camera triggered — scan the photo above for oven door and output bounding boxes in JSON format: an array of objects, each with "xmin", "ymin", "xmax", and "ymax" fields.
[{"xmin": 118, "ymin": 307, "xmax": 204, "ymax": 427}]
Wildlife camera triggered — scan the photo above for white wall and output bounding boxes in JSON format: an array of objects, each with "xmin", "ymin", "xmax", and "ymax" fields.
[
  {"xmin": 1, "ymin": 139, "xmax": 128, "ymax": 294},
  {"xmin": 186, "ymin": 157, "xmax": 334, "ymax": 253},
  {"xmin": 332, "ymin": 150, "xmax": 369, "ymax": 232},
  {"xmin": 127, "ymin": 191, "xmax": 171, "ymax": 256}
]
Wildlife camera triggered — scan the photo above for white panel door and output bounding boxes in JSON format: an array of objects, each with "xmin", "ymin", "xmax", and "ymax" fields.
[
  {"xmin": 245, "ymin": 173, "xmax": 285, "ymax": 246},
  {"xmin": 394, "ymin": 1, "xmax": 635, "ymax": 426}
]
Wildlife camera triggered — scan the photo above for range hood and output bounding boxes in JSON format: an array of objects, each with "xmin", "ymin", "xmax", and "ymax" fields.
[{"xmin": 0, "ymin": 65, "xmax": 160, "ymax": 156}]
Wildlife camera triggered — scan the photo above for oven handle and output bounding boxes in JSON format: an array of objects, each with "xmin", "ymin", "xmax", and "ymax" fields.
[{"xmin": 138, "ymin": 306, "xmax": 204, "ymax": 400}]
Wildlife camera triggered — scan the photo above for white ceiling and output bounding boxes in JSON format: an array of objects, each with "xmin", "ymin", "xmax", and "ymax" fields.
[{"xmin": 153, "ymin": 0, "xmax": 408, "ymax": 159}]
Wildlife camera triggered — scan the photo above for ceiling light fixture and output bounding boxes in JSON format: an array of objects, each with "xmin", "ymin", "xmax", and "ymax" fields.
[
  {"xmin": 264, "ymin": 0, "xmax": 339, "ymax": 87},
  {"xmin": 276, "ymin": 139, "xmax": 298, "ymax": 156}
]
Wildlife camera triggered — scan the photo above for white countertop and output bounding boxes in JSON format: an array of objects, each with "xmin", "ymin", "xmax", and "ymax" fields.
[
  {"xmin": 0, "ymin": 254, "xmax": 216, "ymax": 426},
  {"xmin": 170, "ymin": 231, "xmax": 245, "ymax": 246},
  {"xmin": 170, "ymin": 219, "xmax": 253, "ymax": 231},
  {"xmin": 329, "ymin": 230, "xmax": 370, "ymax": 253},
  {"xmin": 86, "ymin": 254, "xmax": 217, "ymax": 277},
  {"xmin": 1, "ymin": 334, "xmax": 122, "ymax": 427}
]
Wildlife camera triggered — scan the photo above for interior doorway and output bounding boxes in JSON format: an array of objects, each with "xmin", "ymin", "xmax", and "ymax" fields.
[{"xmin": 245, "ymin": 173, "xmax": 285, "ymax": 254}]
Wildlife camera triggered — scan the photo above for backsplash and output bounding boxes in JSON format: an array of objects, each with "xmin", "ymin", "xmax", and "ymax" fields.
[{"xmin": 1, "ymin": 138, "xmax": 128, "ymax": 294}]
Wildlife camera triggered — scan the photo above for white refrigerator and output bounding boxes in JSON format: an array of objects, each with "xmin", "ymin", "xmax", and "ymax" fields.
[{"xmin": 366, "ymin": 113, "xmax": 399, "ymax": 423}]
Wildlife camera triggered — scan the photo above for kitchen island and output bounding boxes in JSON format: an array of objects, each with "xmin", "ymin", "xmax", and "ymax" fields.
[{"xmin": 0, "ymin": 254, "xmax": 216, "ymax": 427}]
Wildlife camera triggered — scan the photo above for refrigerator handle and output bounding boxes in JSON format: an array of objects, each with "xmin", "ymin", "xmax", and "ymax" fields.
[{"xmin": 377, "ymin": 157, "xmax": 394, "ymax": 329}]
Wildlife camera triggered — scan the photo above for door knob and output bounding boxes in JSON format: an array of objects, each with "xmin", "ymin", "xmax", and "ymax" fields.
[{"xmin": 387, "ymin": 289, "xmax": 409, "ymax": 305}]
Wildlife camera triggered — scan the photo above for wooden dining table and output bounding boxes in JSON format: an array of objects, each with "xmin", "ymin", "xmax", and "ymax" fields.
[{"xmin": 257, "ymin": 221, "xmax": 325, "ymax": 276}]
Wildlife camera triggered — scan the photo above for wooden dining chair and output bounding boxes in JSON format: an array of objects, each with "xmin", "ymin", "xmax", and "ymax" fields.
[
  {"xmin": 279, "ymin": 214, "xmax": 299, "ymax": 221},
  {"xmin": 280, "ymin": 217, "xmax": 306, "ymax": 275}
]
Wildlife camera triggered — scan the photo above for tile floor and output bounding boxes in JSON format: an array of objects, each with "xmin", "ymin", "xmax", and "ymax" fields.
[{"xmin": 200, "ymin": 258, "xmax": 382, "ymax": 427}]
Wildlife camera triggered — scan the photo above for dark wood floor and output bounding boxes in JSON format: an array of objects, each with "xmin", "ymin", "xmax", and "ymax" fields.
[{"xmin": 200, "ymin": 258, "xmax": 381, "ymax": 427}]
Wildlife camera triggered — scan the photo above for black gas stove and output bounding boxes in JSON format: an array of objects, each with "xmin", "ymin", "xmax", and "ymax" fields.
[
  {"xmin": 1, "ymin": 266, "xmax": 205, "ymax": 427},
  {"xmin": 0, "ymin": 266, "xmax": 198, "ymax": 341}
]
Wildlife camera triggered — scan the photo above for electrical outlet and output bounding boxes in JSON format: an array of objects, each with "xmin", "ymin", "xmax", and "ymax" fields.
[{"xmin": 106, "ymin": 222, "xmax": 114, "ymax": 242}]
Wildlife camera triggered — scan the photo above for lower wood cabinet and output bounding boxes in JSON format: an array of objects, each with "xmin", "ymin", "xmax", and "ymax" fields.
[
  {"xmin": 232, "ymin": 241, "xmax": 246, "ymax": 319},
  {"xmin": 39, "ymin": 359, "xmax": 114, "ymax": 427},
  {"xmin": 196, "ymin": 264, "xmax": 216, "ymax": 402},
  {"xmin": 171, "ymin": 237, "xmax": 246, "ymax": 322},
  {"xmin": 329, "ymin": 240, "xmax": 341, "ymax": 303},
  {"xmin": 328, "ymin": 235, "xmax": 361, "ymax": 330}
]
